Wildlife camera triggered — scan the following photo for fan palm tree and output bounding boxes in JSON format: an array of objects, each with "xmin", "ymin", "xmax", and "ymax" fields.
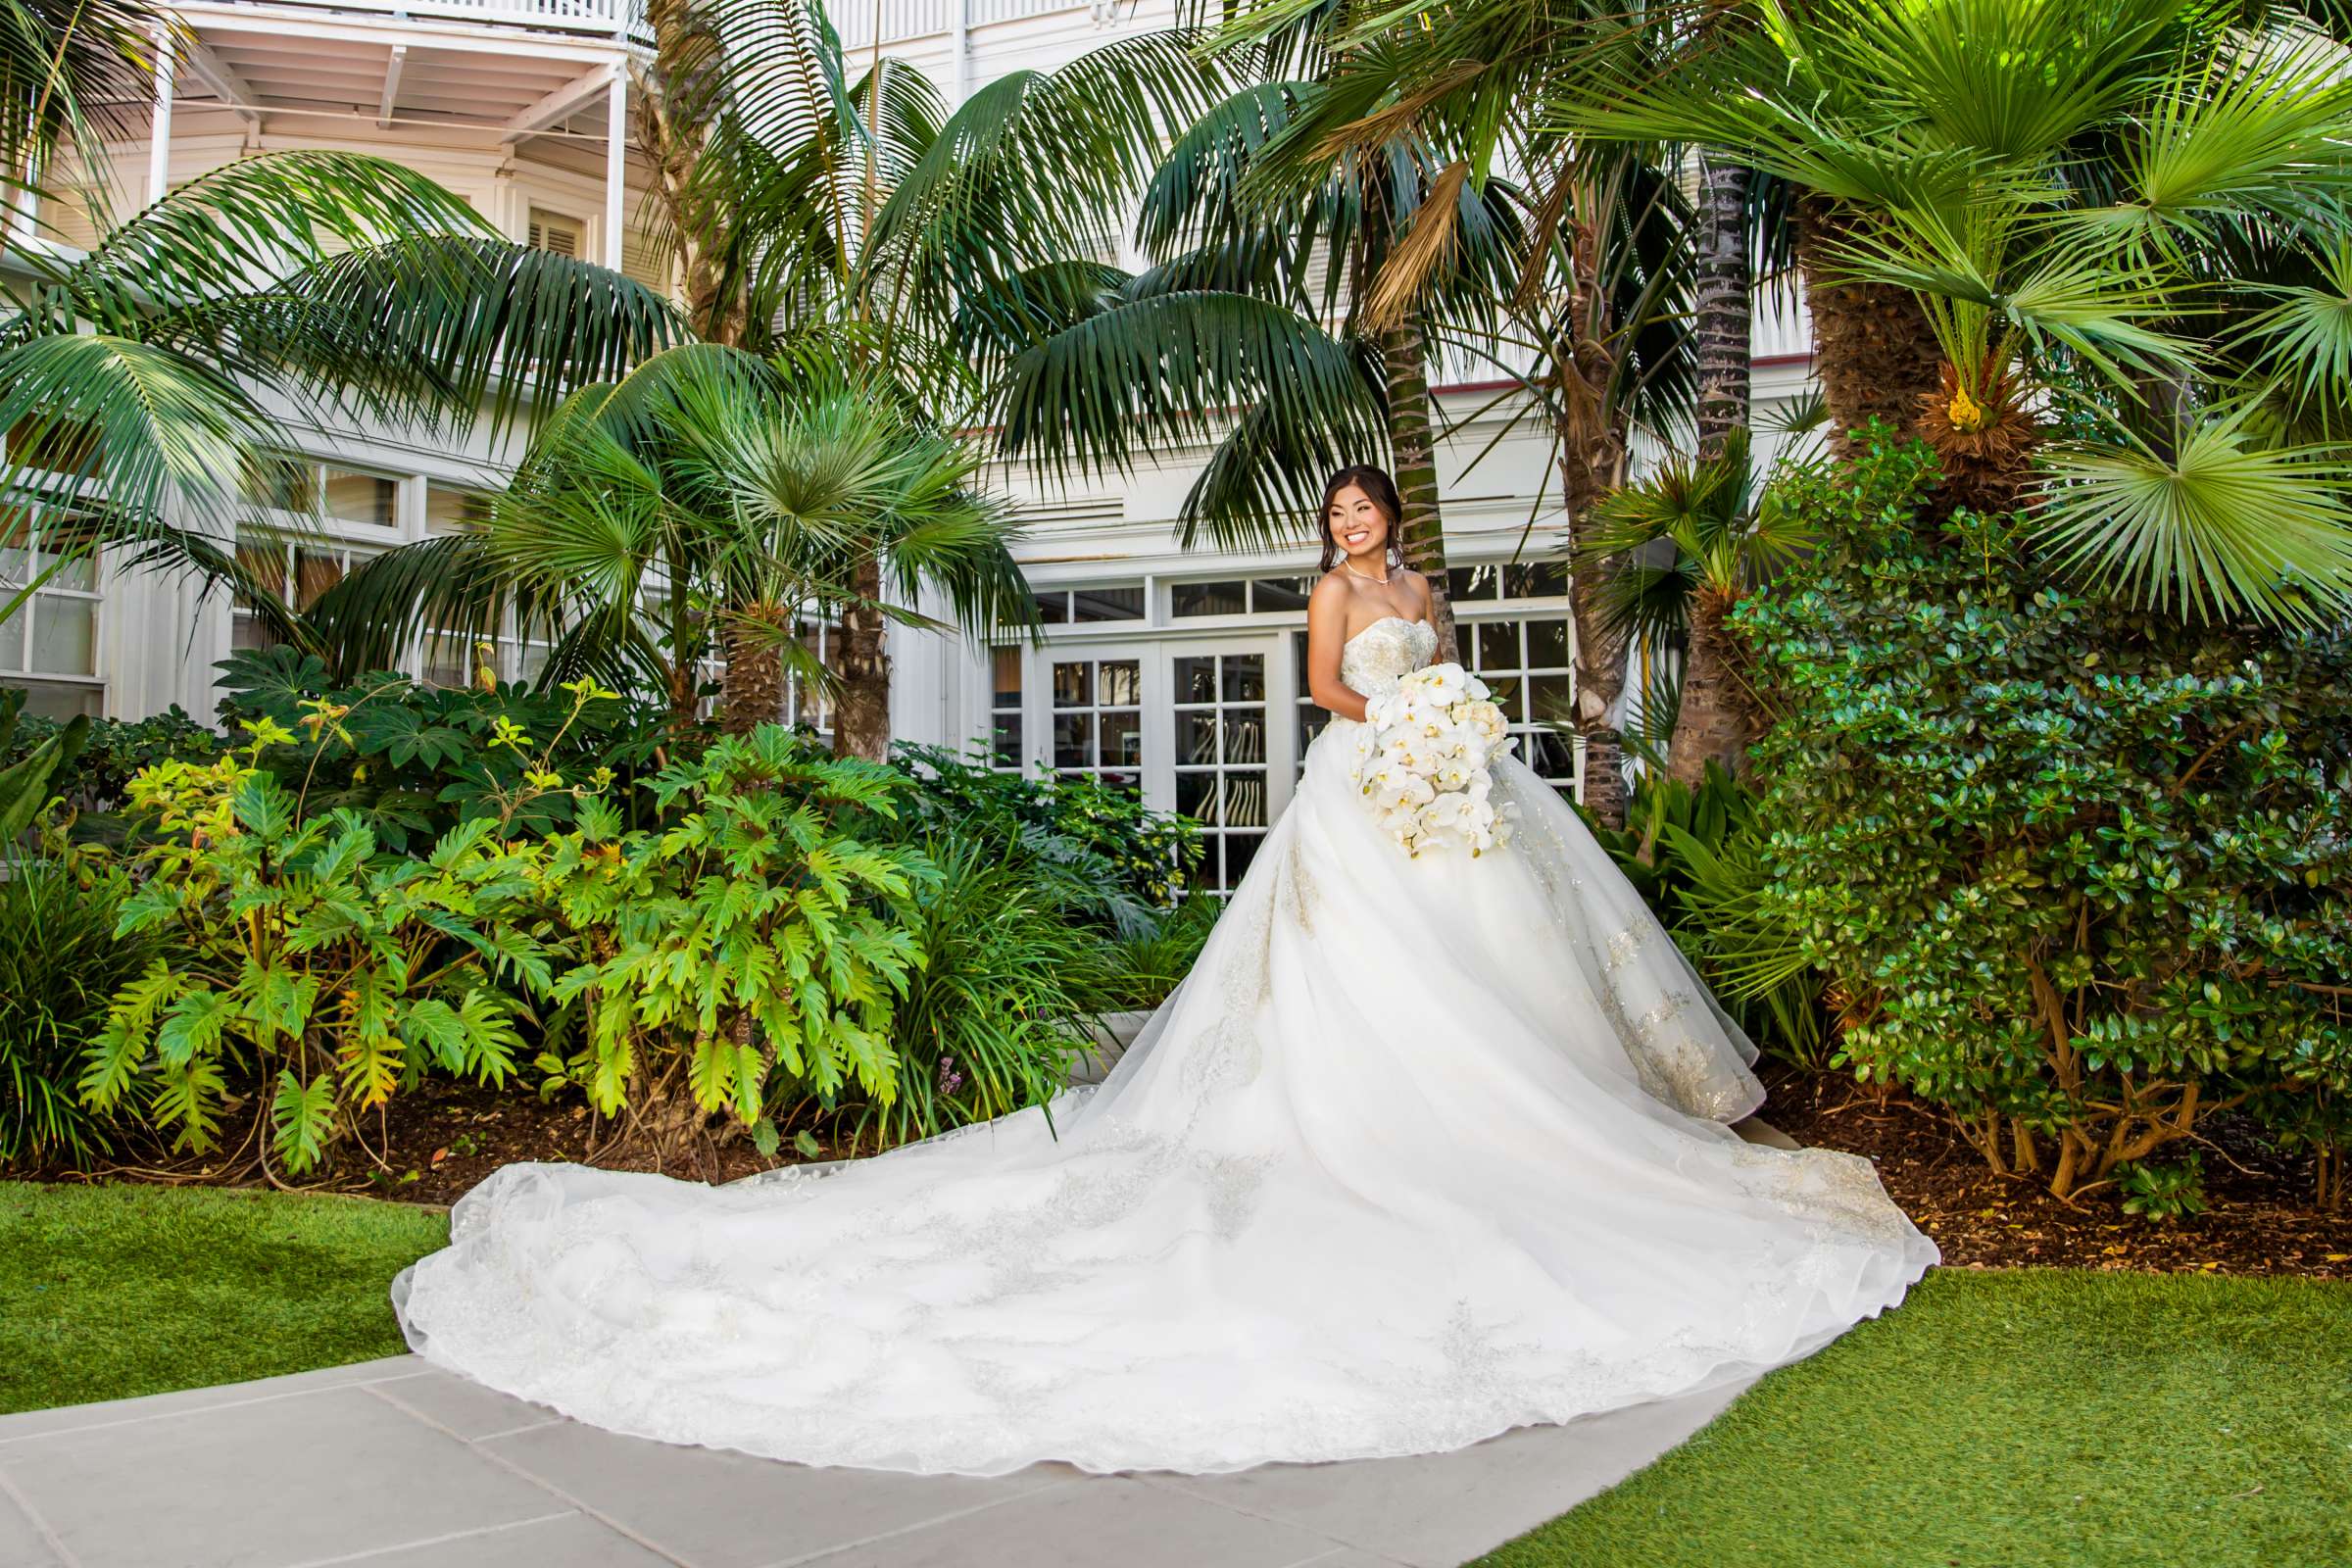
[
  {"xmin": 1553, "ymin": 0, "xmax": 2352, "ymax": 624},
  {"xmin": 437, "ymin": 344, "xmax": 1025, "ymax": 739},
  {"xmin": 1578, "ymin": 423, "xmax": 1822, "ymax": 786},
  {"xmin": 0, "ymin": 151, "xmax": 679, "ymax": 641}
]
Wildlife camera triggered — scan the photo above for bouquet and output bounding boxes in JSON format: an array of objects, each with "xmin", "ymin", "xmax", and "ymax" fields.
[{"xmin": 1350, "ymin": 662, "xmax": 1520, "ymax": 858}]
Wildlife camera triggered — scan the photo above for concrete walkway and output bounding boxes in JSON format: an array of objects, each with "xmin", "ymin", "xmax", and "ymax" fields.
[{"xmin": 0, "ymin": 1358, "xmax": 1746, "ymax": 1568}]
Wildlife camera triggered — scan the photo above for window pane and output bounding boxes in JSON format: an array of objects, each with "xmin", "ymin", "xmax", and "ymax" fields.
[
  {"xmin": 1172, "ymin": 579, "xmax": 1247, "ymax": 617},
  {"xmin": 1527, "ymin": 728, "xmax": 1576, "ymax": 778},
  {"xmin": 991, "ymin": 646, "xmax": 1022, "ymax": 709},
  {"xmin": 1505, "ymin": 560, "xmax": 1569, "ymax": 598},
  {"xmin": 1176, "ymin": 710, "xmax": 1218, "ymax": 765},
  {"xmin": 322, "ymin": 467, "xmax": 398, "ymax": 527},
  {"xmin": 0, "ymin": 516, "xmax": 26, "ymax": 584},
  {"xmin": 1175, "ymin": 769, "xmax": 1216, "ymax": 822},
  {"xmin": 240, "ymin": 454, "xmax": 315, "ymax": 514},
  {"xmin": 1224, "ymin": 831, "xmax": 1264, "ymax": 884},
  {"xmin": 1526, "ymin": 617, "xmax": 1570, "ymax": 668},
  {"xmin": 1448, "ymin": 564, "xmax": 1498, "ymax": 602},
  {"xmin": 294, "ymin": 550, "xmax": 345, "ymax": 611},
  {"xmin": 0, "ymin": 612, "xmax": 22, "ymax": 669},
  {"xmin": 1070, "ymin": 584, "xmax": 1144, "ymax": 622},
  {"xmin": 1101, "ymin": 710, "xmax": 1141, "ymax": 770},
  {"xmin": 235, "ymin": 539, "xmax": 286, "ymax": 609},
  {"xmin": 991, "ymin": 712, "xmax": 1023, "ymax": 768},
  {"xmin": 1476, "ymin": 620, "xmax": 1518, "ymax": 672},
  {"xmin": 1034, "ymin": 592, "xmax": 1070, "ymax": 625},
  {"xmin": 425, "ymin": 483, "xmax": 491, "ymax": 534},
  {"xmin": 1099, "ymin": 660, "xmax": 1141, "ymax": 707},
  {"xmin": 1053, "ymin": 711, "xmax": 1095, "ymax": 769},
  {"xmin": 1529, "ymin": 672, "xmax": 1574, "ymax": 724},
  {"xmin": 1172, "ymin": 656, "xmax": 1217, "ymax": 704},
  {"xmin": 1222, "ymin": 712, "xmax": 1265, "ymax": 766},
  {"xmin": 1250, "ymin": 576, "xmax": 1314, "ymax": 612},
  {"xmin": 1052, "ymin": 661, "xmax": 1093, "ymax": 708},
  {"xmin": 1294, "ymin": 630, "xmax": 1313, "ymax": 696},
  {"xmin": 1221, "ymin": 775, "xmax": 1267, "ymax": 828},
  {"xmin": 1486, "ymin": 674, "xmax": 1524, "ymax": 720},
  {"xmin": 1220, "ymin": 654, "xmax": 1265, "ymax": 704},
  {"xmin": 30, "ymin": 596, "xmax": 95, "ymax": 674}
]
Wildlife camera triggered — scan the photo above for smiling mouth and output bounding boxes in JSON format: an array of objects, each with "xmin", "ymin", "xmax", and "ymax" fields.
[{"xmin": 1343, "ymin": 528, "xmax": 1373, "ymax": 548}]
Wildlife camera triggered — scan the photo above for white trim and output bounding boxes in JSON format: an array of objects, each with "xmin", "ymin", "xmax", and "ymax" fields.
[
  {"xmin": 603, "ymin": 71, "xmax": 627, "ymax": 269},
  {"xmin": 377, "ymin": 45, "xmax": 408, "ymax": 129},
  {"xmin": 500, "ymin": 62, "xmax": 618, "ymax": 147},
  {"xmin": 176, "ymin": 5, "xmax": 629, "ymax": 66},
  {"xmin": 146, "ymin": 30, "xmax": 174, "ymax": 206}
]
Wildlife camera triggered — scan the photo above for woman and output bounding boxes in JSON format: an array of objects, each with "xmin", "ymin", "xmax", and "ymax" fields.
[{"xmin": 394, "ymin": 465, "xmax": 1936, "ymax": 1477}]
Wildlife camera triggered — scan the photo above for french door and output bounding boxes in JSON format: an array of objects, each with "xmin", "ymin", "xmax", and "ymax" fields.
[{"xmin": 1034, "ymin": 634, "xmax": 1293, "ymax": 893}]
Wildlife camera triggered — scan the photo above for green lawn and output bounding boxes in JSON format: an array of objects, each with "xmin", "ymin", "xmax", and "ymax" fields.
[
  {"xmin": 0, "ymin": 1180, "xmax": 449, "ymax": 1415},
  {"xmin": 1477, "ymin": 1267, "xmax": 2352, "ymax": 1568}
]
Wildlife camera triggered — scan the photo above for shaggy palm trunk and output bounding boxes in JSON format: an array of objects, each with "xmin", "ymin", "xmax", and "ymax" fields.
[
  {"xmin": 1379, "ymin": 318, "xmax": 1456, "ymax": 662},
  {"xmin": 1666, "ymin": 586, "xmax": 1749, "ymax": 791},
  {"xmin": 1691, "ymin": 157, "xmax": 1752, "ymax": 459},
  {"xmin": 1561, "ymin": 442, "xmax": 1632, "ymax": 829},
  {"xmin": 637, "ymin": 0, "xmax": 746, "ymax": 346},
  {"xmin": 833, "ymin": 559, "xmax": 892, "ymax": 761},
  {"xmin": 719, "ymin": 608, "xmax": 787, "ymax": 735},
  {"xmin": 1793, "ymin": 193, "xmax": 1941, "ymax": 457}
]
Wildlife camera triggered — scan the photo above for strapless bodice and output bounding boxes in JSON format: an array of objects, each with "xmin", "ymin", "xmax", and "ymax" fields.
[{"xmin": 1341, "ymin": 615, "xmax": 1440, "ymax": 697}]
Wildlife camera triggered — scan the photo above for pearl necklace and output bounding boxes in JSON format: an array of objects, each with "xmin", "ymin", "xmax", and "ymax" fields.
[{"xmin": 1342, "ymin": 558, "xmax": 1391, "ymax": 585}]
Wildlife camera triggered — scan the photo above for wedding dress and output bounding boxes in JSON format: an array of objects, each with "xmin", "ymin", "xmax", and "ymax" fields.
[{"xmin": 393, "ymin": 615, "xmax": 1936, "ymax": 1477}]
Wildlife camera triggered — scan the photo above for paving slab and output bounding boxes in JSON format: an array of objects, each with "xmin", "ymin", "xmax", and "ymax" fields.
[{"xmin": 0, "ymin": 1353, "xmax": 1745, "ymax": 1568}]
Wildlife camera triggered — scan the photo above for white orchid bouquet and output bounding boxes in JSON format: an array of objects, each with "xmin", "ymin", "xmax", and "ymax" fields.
[{"xmin": 1350, "ymin": 662, "xmax": 1520, "ymax": 858}]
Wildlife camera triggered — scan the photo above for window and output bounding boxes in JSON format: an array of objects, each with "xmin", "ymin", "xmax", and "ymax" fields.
[
  {"xmin": 1172, "ymin": 650, "xmax": 1269, "ymax": 892},
  {"xmin": 1032, "ymin": 583, "xmax": 1144, "ymax": 624},
  {"xmin": 240, "ymin": 455, "xmax": 401, "ymax": 531},
  {"xmin": 990, "ymin": 644, "xmax": 1023, "ymax": 769},
  {"xmin": 0, "ymin": 518, "xmax": 103, "ymax": 718},
  {"xmin": 1293, "ymin": 629, "xmax": 1330, "ymax": 764},
  {"xmin": 1171, "ymin": 575, "xmax": 1318, "ymax": 617},
  {"xmin": 1447, "ymin": 559, "xmax": 1569, "ymax": 604},
  {"xmin": 1050, "ymin": 656, "xmax": 1142, "ymax": 791},
  {"xmin": 527, "ymin": 210, "xmax": 584, "ymax": 258},
  {"xmin": 233, "ymin": 536, "xmax": 367, "ymax": 654},
  {"xmin": 781, "ymin": 617, "xmax": 837, "ymax": 734}
]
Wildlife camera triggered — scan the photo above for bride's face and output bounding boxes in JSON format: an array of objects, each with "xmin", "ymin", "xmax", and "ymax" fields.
[{"xmin": 1328, "ymin": 485, "xmax": 1390, "ymax": 563}]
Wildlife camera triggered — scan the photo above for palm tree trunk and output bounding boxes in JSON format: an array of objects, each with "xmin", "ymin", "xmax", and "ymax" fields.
[
  {"xmin": 1560, "ymin": 438, "xmax": 1632, "ymax": 830},
  {"xmin": 638, "ymin": 0, "xmax": 744, "ymax": 346},
  {"xmin": 719, "ymin": 609, "xmax": 786, "ymax": 735},
  {"xmin": 1692, "ymin": 157, "xmax": 1752, "ymax": 459},
  {"xmin": 833, "ymin": 560, "xmax": 892, "ymax": 761},
  {"xmin": 1379, "ymin": 318, "xmax": 1456, "ymax": 662},
  {"xmin": 1666, "ymin": 586, "xmax": 1749, "ymax": 790},
  {"xmin": 1793, "ymin": 193, "xmax": 1940, "ymax": 457}
]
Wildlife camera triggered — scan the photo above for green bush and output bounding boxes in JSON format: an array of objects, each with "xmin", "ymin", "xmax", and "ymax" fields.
[
  {"xmin": 1738, "ymin": 435, "xmax": 2352, "ymax": 1203},
  {"xmin": 0, "ymin": 705, "xmax": 222, "ymax": 816},
  {"xmin": 213, "ymin": 646, "xmax": 673, "ymax": 846},
  {"xmin": 0, "ymin": 843, "xmax": 166, "ymax": 1169}
]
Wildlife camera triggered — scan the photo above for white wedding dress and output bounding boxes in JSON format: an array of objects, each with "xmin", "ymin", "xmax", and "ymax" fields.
[{"xmin": 393, "ymin": 615, "xmax": 1936, "ymax": 1476}]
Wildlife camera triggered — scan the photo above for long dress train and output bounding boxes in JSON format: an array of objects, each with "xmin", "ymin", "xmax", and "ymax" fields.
[{"xmin": 392, "ymin": 615, "xmax": 1936, "ymax": 1476}]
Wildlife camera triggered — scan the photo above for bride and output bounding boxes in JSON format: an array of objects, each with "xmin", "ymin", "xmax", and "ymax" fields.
[{"xmin": 393, "ymin": 465, "xmax": 1936, "ymax": 1477}]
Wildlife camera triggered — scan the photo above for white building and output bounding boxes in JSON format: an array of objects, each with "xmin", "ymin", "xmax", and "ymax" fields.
[{"xmin": 6, "ymin": 0, "xmax": 1818, "ymax": 892}]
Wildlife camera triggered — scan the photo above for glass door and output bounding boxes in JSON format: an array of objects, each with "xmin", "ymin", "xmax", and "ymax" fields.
[{"xmin": 1167, "ymin": 639, "xmax": 1284, "ymax": 893}]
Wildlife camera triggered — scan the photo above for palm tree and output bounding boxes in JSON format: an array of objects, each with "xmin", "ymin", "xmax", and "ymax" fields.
[
  {"xmin": 1, "ymin": 152, "xmax": 679, "ymax": 635},
  {"xmin": 1579, "ymin": 424, "xmax": 1820, "ymax": 787},
  {"xmin": 1555, "ymin": 0, "xmax": 2352, "ymax": 623},
  {"xmin": 973, "ymin": 66, "xmax": 1529, "ymax": 662},
  {"xmin": 1, "ymin": 0, "xmax": 154, "ymax": 270}
]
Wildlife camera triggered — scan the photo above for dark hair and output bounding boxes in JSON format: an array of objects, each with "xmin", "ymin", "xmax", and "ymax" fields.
[{"xmin": 1316, "ymin": 465, "xmax": 1405, "ymax": 573}]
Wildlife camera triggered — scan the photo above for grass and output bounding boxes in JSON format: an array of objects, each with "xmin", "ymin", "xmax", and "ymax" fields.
[
  {"xmin": 1476, "ymin": 1267, "xmax": 2352, "ymax": 1568},
  {"xmin": 0, "ymin": 1180, "xmax": 449, "ymax": 1415}
]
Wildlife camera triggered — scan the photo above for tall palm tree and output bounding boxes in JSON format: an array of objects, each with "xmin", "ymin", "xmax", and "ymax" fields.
[
  {"xmin": 1, "ymin": 152, "xmax": 678, "ymax": 635},
  {"xmin": 1557, "ymin": 0, "xmax": 2352, "ymax": 623},
  {"xmin": 972, "ymin": 66, "xmax": 1528, "ymax": 662},
  {"xmin": 1, "ymin": 0, "xmax": 154, "ymax": 269}
]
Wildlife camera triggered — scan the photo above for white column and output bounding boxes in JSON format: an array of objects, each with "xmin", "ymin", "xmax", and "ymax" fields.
[
  {"xmin": 603, "ymin": 69, "xmax": 626, "ymax": 270},
  {"xmin": 146, "ymin": 30, "xmax": 176, "ymax": 206},
  {"xmin": 952, "ymin": 0, "xmax": 970, "ymax": 106}
]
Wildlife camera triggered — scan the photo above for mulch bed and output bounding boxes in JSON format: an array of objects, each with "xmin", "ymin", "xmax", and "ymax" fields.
[
  {"xmin": 1756, "ymin": 1059, "xmax": 2352, "ymax": 1280},
  {"xmin": 40, "ymin": 1065, "xmax": 2351, "ymax": 1280}
]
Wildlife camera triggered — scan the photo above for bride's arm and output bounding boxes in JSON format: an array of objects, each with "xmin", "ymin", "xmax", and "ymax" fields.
[{"xmin": 1305, "ymin": 576, "xmax": 1371, "ymax": 722}]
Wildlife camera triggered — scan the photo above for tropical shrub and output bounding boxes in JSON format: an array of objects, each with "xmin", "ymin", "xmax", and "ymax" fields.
[
  {"xmin": 891, "ymin": 743, "xmax": 1203, "ymax": 930},
  {"xmin": 1577, "ymin": 762, "xmax": 1830, "ymax": 1065},
  {"xmin": 0, "ymin": 838, "xmax": 166, "ymax": 1169},
  {"xmin": 525, "ymin": 729, "xmax": 933, "ymax": 1165},
  {"xmin": 215, "ymin": 647, "xmax": 673, "ymax": 846},
  {"xmin": 1739, "ymin": 437, "xmax": 2352, "ymax": 1202},
  {"xmin": 80, "ymin": 719, "xmax": 560, "ymax": 1176}
]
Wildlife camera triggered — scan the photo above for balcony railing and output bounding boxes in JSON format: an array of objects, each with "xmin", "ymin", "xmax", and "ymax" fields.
[
  {"xmin": 831, "ymin": 0, "xmax": 1111, "ymax": 49},
  {"xmin": 208, "ymin": 0, "xmax": 645, "ymax": 38}
]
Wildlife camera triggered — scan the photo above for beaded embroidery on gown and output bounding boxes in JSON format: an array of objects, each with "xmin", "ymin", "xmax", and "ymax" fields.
[{"xmin": 392, "ymin": 614, "xmax": 1936, "ymax": 1476}]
